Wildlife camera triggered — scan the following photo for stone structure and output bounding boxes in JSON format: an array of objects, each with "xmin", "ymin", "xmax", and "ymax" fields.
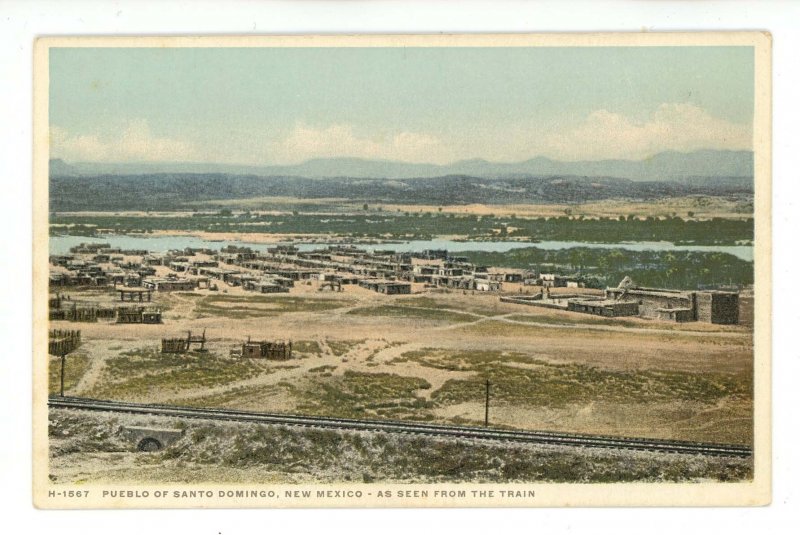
[
  {"xmin": 695, "ymin": 290, "xmax": 740, "ymax": 324},
  {"xmin": 120, "ymin": 426, "xmax": 185, "ymax": 452},
  {"xmin": 567, "ymin": 298, "xmax": 639, "ymax": 317},
  {"xmin": 605, "ymin": 286, "xmax": 740, "ymax": 324}
]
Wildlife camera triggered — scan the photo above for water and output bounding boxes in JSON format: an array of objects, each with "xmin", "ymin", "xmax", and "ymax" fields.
[{"xmin": 48, "ymin": 233, "xmax": 754, "ymax": 262}]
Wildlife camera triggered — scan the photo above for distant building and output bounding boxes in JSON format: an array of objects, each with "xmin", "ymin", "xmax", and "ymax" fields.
[
  {"xmin": 567, "ymin": 299, "xmax": 639, "ymax": 318},
  {"xmin": 142, "ymin": 277, "xmax": 198, "ymax": 292},
  {"xmin": 359, "ymin": 279, "xmax": 412, "ymax": 295},
  {"xmin": 539, "ymin": 273, "xmax": 582, "ymax": 288},
  {"xmin": 504, "ymin": 281, "xmax": 740, "ymax": 325},
  {"xmin": 474, "ymin": 279, "xmax": 501, "ymax": 292}
]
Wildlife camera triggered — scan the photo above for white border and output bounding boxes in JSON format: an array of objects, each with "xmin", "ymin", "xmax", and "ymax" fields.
[
  {"xmin": 2, "ymin": 0, "xmax": 798, "ymax": 533},
  {"xmin": 30, "ymin": 31, "xmax": 773, "ymax": 510}
]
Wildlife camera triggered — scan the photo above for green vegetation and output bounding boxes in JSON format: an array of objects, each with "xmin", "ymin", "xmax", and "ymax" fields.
[
  {"xmin": 48, "ymin": 410, "xmax": 129, "ymax": 456},
  {"xmin": 392, "ymin": 348, "xmax": 752, "ymax": 409},
  {"xmin": 347, "ymin": 305, "xmax": 476, "ymax": 323},
  {"xmin": 364, "ymin": 340, "xmax": 404, "ymax": 363},
  {"xmin": 394, "ymin": 296, "xmax": 509, "ymax": 317},
  {"xmin": 84, "ymin": 347, "xmax": 269, "ymax": 400},
  {"xmin": 172, "ymin": 383, "xmax": 287, "ymax": 409},
  {"xmin": 48, "ymin": 354, "xmax": 91, "ymax": 395},
  {"xmin": 503, "ymin": 312, "xmax": 639, "ymax": 327},
  {"xmin": 186, "ymin": 423, "xmax": 751, "ymax": 482},
  {"xmin": 461, "ymin": 246, "xmax": 753, "ymax": 289},
  {"xmin": 453, "ymin": 319, "xmax": 748, "ymax": 346},
  {"xmin": 394, "ymin": 296, "xmax": 441, "ymax": 308},
  {"xmin": 194, "ymin": 295, "xmax": 349, "ymax": 319},
  {"xmin": 291, "ymin": 340, "xmax": 322, "ymax": 356},
  {"xmin": 326, "ymin": 339, "xmax": 365, "ymax": 357},
  {"xmin": 504, "ymin": 313, "xmax": 744, "ymax": 332},
  {"xmin": 296, "ymin": 371, "xmax": 433, "ymax": 420},
  {"xmin": 308, "ymin": 365, "xmax": 338, "ymax": 373},
  {"xmin": 51, "ymin": 211, "xmax": 752, "ymax": 245}
]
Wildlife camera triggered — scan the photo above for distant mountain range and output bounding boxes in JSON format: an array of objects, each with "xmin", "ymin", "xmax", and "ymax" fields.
[{"xmin": 50, "ymin": 149, "xmax": 753, "ymax": 182}]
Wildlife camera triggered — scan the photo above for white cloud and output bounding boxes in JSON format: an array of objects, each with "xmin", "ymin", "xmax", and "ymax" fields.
[
  {"xmin": 51, "ymin": 104, "xmax": 752, "ymax": 166},
  {"xmin": 50, "ymin": 120, "xmax": 199, "ymax": 162},
  {"xmin": 268, "ymin": 104, "xmax": 751, "ymax": 165},
  {"xmin": 270, "ymin": 123, "xmax": 454, "ymax": 165},
  {"xmin": 532, "ymin": 103, "xmax": 752, "ymax": 161}
]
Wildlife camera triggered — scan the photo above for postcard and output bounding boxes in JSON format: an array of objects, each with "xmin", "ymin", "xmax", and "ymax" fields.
[{"xmin": 33, "ymin": 32, "xmax": 771, "ymax": 508}]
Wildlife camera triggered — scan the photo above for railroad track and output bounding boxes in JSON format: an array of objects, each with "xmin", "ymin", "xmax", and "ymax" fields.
[{"xmin": 48, "ymin": 396, "xmax": 752, "ymax": 458}]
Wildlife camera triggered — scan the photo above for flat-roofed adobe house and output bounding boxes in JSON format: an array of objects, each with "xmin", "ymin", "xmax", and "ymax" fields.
[{"xmin": 141, "ymin": 277, "xmax": 198, "ymax": 292}]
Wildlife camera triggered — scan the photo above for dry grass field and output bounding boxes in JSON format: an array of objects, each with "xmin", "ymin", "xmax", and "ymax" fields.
[{"xmin": 62, "ymin": 194, "xmax": 754, "ymax": 221}]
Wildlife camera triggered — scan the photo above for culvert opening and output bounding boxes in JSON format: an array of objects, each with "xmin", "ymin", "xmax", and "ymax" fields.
[{"xmin": 137, "ymin": 437, "xmax": 163, "ymax": 452}]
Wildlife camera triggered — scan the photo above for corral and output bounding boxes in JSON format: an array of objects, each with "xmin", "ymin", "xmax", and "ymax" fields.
[
  {"xmin": 117, "ymin": 306, "xmax": 163, "ymax": 324},
  {"xmin": 161, "ymin": 330, "xmax": 207, "ymax": 354},
  {"xmin": 48, "ymin": 329, "xmax": 81, "ymax": 355},
  {"xmin": 239, "ymin": 339, "xmax": 293, "ymax": 360},
  {"xmin": 117, "ymin": 288, "xmax": 153, "ymax": 302}
]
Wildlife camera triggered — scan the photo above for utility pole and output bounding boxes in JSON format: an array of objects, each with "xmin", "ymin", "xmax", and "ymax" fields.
[
  {"xmin": 60, "ymin": 351, "xmax": 66, "ymax": 397},
  {"xmin": 484, "ymin": 379, "xmax": 491, "ymax": 427}
]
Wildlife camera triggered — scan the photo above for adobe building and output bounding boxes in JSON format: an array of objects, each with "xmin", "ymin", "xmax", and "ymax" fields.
[
  {"xmin": 505, "ymin": 279, "xmax": 740, "ymax": 325},
  {"xmin": 142, "ymin": 277, "xmax": 198, "ymax": 292},
  {"xmin": 694, "ymin": 290, "xmax": 740, "ymax": 324},
  {"xmin": 567, "ymin": 298, "xmax": 639, "ymax": 318},
  {"xmin": 604, "ymin": 286, "xmax": 739, "ymax": 324},
  {"xmin": 359, "ymin": 279, "xmax": 412, "ymax": 295}
]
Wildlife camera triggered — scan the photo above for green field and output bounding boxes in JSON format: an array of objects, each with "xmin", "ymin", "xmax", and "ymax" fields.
[
  {"xmin": 194, "ymin": 295, "xmax": 352, "ymax": 319},
  {"xmin": 392, "ymin": 348, "xmax": 751, "ymax": 408},
  {"xmin": 82, "ymin": 347, "xmax": 272, "ymax": 400},
  {"xmin": 295, "ymin": 371, "xmax": 434, "ymax": 421},
  {"xmin": 347, "ymin": 305, "xmax": 477, "ymax": 323},
  {"xmin": 51, "ymin": 211, "xmax": 753, "ymax": 246},
  {"xmin": 48, "ymin": 354, "xmax": 91, "ymax": 395}
]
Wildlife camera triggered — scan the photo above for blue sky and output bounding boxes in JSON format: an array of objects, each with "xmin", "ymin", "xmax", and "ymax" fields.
[{"xmin": 49, "ymin": 46, "xmax": 754, "ymax": 165}]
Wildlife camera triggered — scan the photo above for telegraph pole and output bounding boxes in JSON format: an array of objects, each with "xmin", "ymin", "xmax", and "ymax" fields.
[
  {"xmin": 484, "ymin": 379, "xmax": 491, "ymax": 427},
  {"xmin": 60, "ymin": 351, "xmax": 66, "ymax": 397}
]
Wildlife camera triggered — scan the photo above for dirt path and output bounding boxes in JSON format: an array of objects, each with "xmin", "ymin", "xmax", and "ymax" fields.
[
  {"xmin": 316, "ymin": 338, "xmax": 336, "ymax": 359},
  {"xmin": 428, "ymin": 310, "xmax": 750, "ymax": 339},
  {"xmin": 71, "ymin": 341, "xmax": 113, "ymax": 396},
  {"xmin": 165, "ymin": 292, "xmax": 198, "ymax": 319}
]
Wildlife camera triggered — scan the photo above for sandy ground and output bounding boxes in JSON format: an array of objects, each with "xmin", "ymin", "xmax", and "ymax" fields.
[{"xmin": 48, "ymin": 267, "xmax": 754, "ymax": 446}]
